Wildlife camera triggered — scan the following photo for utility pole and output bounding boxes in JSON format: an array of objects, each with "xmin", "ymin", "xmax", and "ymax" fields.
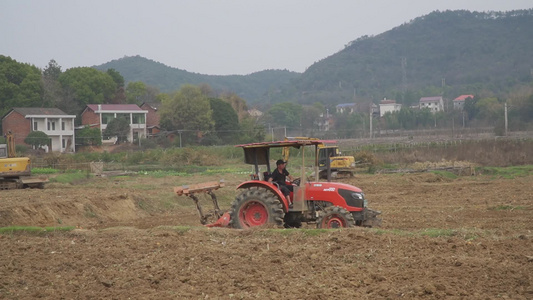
[
  {"xmin": 369, "ymin": 105, "xmax": 373, "ymax": 139},
  {"xmin": 504, "ymin": 102, "xmax": 508, "ymax": 136},
  {"xmin": 401, "ymin": 57, "xmax": 407, "ymax": 93}
]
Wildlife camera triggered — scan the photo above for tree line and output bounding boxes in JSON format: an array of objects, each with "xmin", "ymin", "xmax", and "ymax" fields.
[{"xmin": 2, "ymin": 54, "xmax": 532, "ymax": 150}]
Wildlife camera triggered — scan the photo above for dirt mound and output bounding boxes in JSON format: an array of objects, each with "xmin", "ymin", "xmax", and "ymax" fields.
[{"xmin": 0, "ymin": 188, "xmax": 148, "ymax": 228}]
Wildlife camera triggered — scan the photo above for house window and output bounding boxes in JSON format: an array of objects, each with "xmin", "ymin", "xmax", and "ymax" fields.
[
  {"xmin": 48, "ymin": 121, "xmax": 56, "ymax": 130},
  {"xmin": 132, "ymin": 114, "xmax": 145, "ymax": 124},
  {"xmin": 62, "ymin": 139, "xmax": 66, "ymax": 148},
  {"xmin": 117, "ymin": 113, "xmax": 131, "ymax": 124},
  {"xmin": 102, "ymin": 113, "xmax": 115, "ymax": 124},
  {"xmin": 62, "ymin": 122, "xmax": 65, "ymax": 130},
  {"xmin": 33, "ymin": 122, "xmax": 38, "ymax": 130}
]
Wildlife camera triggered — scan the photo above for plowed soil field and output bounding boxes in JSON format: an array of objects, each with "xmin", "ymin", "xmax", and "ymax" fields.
[{"xmin": 1, "ymin": 172, "xmax": 532, "ymax": 299}]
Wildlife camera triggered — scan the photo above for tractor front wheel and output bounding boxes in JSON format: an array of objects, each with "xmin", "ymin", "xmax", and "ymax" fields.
[
  {"xmin": 229, "ymin": 187, "xmax": 285, "ymax": 229},
  {"xmin": 316, "ymin": 206, "xmax": 355, "ymax": 229}
]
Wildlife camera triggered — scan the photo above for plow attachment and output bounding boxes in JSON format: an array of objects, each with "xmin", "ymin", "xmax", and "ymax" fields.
[
  {"xmin": 174, "ymin": 180, "xmax": 229, "ymax": 227},
  {"xmin": 362, "ymin": 208, "xmax": 382, "ymax": 227}
]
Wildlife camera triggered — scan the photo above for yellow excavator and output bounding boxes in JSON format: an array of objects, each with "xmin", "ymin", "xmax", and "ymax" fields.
[
  {"xmin": 283, "ymin": 137, "xmax": 356, "ymax": 179},
  {"xmin": 0, "ymin": 132, "xmax": 47, "ymax": 189}
]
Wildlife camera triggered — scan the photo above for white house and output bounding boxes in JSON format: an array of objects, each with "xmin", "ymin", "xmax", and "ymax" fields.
[
  {"xmin": 419, "ymin": 96, "xmax": 444, "ymax": 113},
  {"xmin": 379, "ymin": 99, "xmax": 402, "ymax": 117},
  {"xmin": 336, "ymin": 103, "xmax": 356, "ymax": 114},
  {"xmin": 81, "ymin": 104, "xmax": 148, "ymax": 143}
]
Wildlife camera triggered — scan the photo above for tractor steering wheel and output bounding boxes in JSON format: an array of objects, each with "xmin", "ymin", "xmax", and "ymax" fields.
[{"xmin": 291, "ymin": 177, "xmax": 301, "ymax": 186}]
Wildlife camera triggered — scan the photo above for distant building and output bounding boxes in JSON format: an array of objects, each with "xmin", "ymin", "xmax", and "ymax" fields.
[
  {"xmin": 379, "ymin": 99, "xmax": 402, "ymax": 117},
  {"xmin": 453, "ymin": 95, "xmax": 474, "ymax": 110},
  {"xmin": 315, "ymin": 112, "xmax": 333, "ymax": 131},
  {"xmin": 336, "ymin": 103, "xmax": 356, "ymax": 114},
  {"xmin": 247, "ymin": 108, "xmax": 263, "ymax": 118},
  {"xmin": 2, "ymin": 107, "xmax": 76, "ymax": 153},
  {"xmin": 140, "ymin": 102, "xmax": 161, "ymax": 137},
  {"xmin": 419, "ymin": 96, "xmax": 444, "ymax": 113},
  {"xmin": 81, "ymin": 104, "xmax": 148, "ymax": 143}
]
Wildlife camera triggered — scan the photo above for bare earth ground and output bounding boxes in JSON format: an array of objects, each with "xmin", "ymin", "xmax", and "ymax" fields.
[{"xmin": 0, "ymin": 172, "xmax": 532, "ymax": 299}]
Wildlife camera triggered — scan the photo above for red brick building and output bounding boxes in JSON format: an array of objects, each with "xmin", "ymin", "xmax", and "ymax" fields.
[
  {"xmin": 2, "ymin": 107, "xmax": 76, "ymax": 152},
  {"xmin": 140, "ymin": 102, "xmax": 161, "ymax": 136}
]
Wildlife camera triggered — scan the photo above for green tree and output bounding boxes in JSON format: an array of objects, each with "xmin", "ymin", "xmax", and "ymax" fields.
[
  {"xmin": 238, "ymin": 116, "xmax": 266, "ymax": 143},
  {"xmin": 476, "ymin": 97, "xmax": 503, "ymax": 122},
  {"xmin": 125, "ymin": 81, "xmax": 147, "ymax": 104},
  {"xmin": 102, "ymin": 118, "xmax": 130, "ymax": 144},
  {"xmin": 58, "ymin": 67, "xmax": 117, "ymax": 114},
  {"xmin": 160, "ymin": 85, "xmax": 214, "ymax": 139},
  {"xmin": 42, "ymin": 59, "xmax": 64, "ymax": 108},
  {"xmin": 220, "ymin": 92, "xmax": 248, "ymax": 122},
  {"xmin": 76, "ymin": 127, "xmax": 102, "ymax": 146},
  {"xmin": 125, "ymin": 81, "xmax": 160, "ymax": 104},
  {"xmin": 43, "ymin": 59, "xmax": 62, "ymax": 80},
  {"xmin": 106, "ymin": 69, "xmax": 124, "ymax": 88},
  {"xmin": 209, "ymin": 98, "xmax": 240, "ymax": 144},
  {"xmin": 24, "ymin": 131, "xmax": 50, "ymax": 149},
  {"xmin": 464, "ymin": 96, "xmax": 479, "ymax": 121},
  {"xmin": 335, "ymin": 112, "xmax": 365, "ymax": 138},
  {"xmin": 382, "ymin": 112, "xmax": 400, "ymax": 130},
  {"xmin": 266, "ymin": 102, "xmax": 303, "ymax": 129},
  {"xmin": 0, "ymin": 55, "xmax": 43, "ymax": 121}
]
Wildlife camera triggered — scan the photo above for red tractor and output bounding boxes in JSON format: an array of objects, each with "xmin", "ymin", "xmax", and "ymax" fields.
[{"xmin": 176, "ymin": 140, "xmax": 381, "ymax": 229}]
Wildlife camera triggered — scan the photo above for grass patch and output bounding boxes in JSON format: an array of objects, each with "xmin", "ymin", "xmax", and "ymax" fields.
[
  {"xmin": 264, "ymin": 228, "xmax": 295, "ymax": 235},
  {"xmin": 477, "ymin": 165, "xmax": 533, "ymax": 179},
  {"xmin": 32, "ymin": 167, "xmax": 59, "ymax": 174},
  {"xmin": 50, "ymin": 171, "xmax": 90, "ymax": 184},
  {"xmin": 372, "ymin": 228, "xmax": 414, "ymax": 236},
  {"xmin": 139, "ymin": 170, "xmax": 189, "ymax": 177},
  {"xmin": 420, "ymin": 228, "xmax": 456, "ymax": 237},
  {"xmin": 488, "ymin": 205, "xmax": 525, "ymax": 211},
  {"xmin": 431, "ymin": 170, "xmax": 458, "ymax": 179},
  {"xmin": 301, "ymin": 228, "xmax": 330, "ymax": 236},
  {"xmin": 0, "ymin": 226, "xmax": 75, "ymax": 234}
]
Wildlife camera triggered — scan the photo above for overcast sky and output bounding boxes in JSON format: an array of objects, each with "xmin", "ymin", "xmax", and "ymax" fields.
[{"xmin": 1, "ymin": 1, "xmax": 532, "ymax": 75}]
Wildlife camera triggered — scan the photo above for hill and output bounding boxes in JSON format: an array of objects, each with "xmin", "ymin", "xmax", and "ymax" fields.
[
  {"xmin": 94, "ymin": 9, "xmax": 533, "ymax": 108},
  {"xmin": 93, "ymin": 56, "xmax": 300, "ymax": 102},
  {"xmin": 276, "ymin": 9, "xmax": 533, "ymax": 106}
]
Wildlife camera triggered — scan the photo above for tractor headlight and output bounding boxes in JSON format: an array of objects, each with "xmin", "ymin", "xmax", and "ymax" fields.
[{"xmin": 351, "ymin": 192, "xmax": 364, "ymax": 200}]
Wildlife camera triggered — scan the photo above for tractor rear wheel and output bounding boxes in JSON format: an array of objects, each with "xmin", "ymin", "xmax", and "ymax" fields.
[
  {"xmin": 229, "ymin": 187, "xmax": 285, "ymax": 229},
  {"xmin": 316, "ymin": 206, "xmax": 355, "ymax": 229}
]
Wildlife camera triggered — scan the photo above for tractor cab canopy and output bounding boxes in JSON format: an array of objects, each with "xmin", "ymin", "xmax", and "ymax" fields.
[{"xmin": 236, "ymin": 140, "xmax": 335, "ymax": 178}]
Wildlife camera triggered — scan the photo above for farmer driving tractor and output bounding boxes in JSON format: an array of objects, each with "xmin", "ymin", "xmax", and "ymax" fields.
[{"xmin": 268, "ymin": 159, "xmax": 295, "ymax": 208}]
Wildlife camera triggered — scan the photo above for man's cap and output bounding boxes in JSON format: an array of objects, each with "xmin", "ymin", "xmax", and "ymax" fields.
[{"xmin": 276, "ymin": 159, "xmax": 286, "ymax": 165}]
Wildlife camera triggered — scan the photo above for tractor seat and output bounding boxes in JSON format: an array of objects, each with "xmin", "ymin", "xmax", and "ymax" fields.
[{"xmin": 263, "ymin": 172, "xmax": 271, "ymax": 182}]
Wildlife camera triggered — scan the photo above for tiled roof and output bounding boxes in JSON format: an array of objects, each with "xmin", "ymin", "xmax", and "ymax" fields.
[
  {"xmin": 420, "ymin": 96, "xmax": 442, "ymax": 103},
  {"xmin": 380, "ymin": 100, "xmax": 396, "ymax": 104},
  {"xmin": 336, "ymin": 103, "xmax": 356, "ymax": 108},
  {"xmin": 11, "ymin": 107, "xmax": 70, "ymax": 116},
  {"xmin": 454, "ymin": 95, "xmax": 474, "ymax": 101},
  {"xmin": 87, "ymin": 104, "xmax": 143, "ymax": 111},
  {"xmin": 140, "ymin": 102, "xmax": 160, "ymax": 110}
]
